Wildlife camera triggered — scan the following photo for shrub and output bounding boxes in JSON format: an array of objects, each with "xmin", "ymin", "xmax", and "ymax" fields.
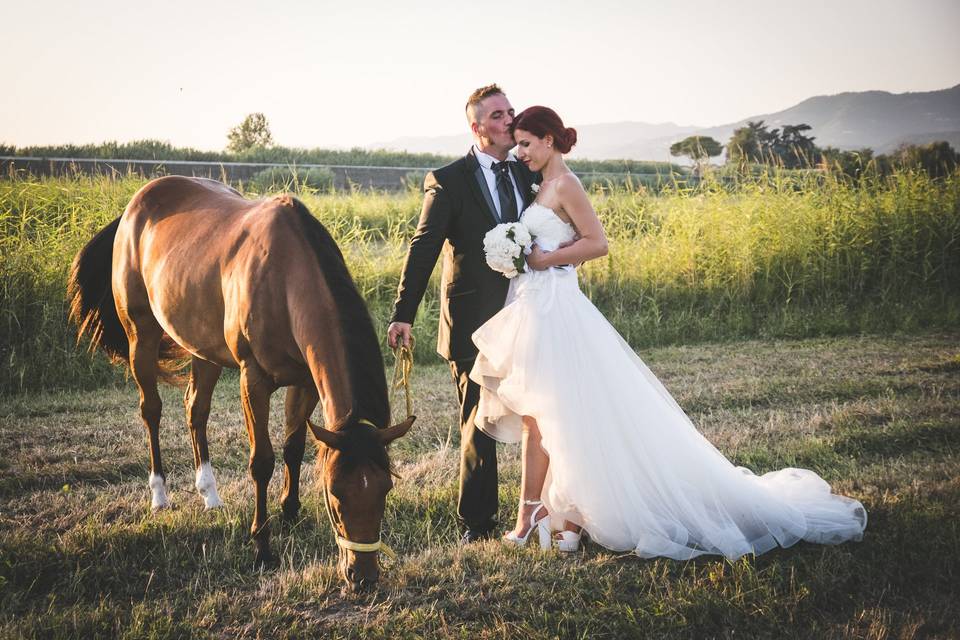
[
  {"xmin": 403, "ymin": 170, "xmax": 427, "ymax": 191},
  {"xmin": 248, "ymin": 166, "xmax": 335, "ymax": 193}
]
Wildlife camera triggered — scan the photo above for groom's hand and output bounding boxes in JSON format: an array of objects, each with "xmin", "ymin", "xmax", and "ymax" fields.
[{"xmin": 387, "ymin": 322, "xmax": 413, "ymax": 348}]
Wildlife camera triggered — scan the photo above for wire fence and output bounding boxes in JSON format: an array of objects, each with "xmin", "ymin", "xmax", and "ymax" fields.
[{"xmin": 0, "ymin": 156, "xmax": 693, "ymax": 191}]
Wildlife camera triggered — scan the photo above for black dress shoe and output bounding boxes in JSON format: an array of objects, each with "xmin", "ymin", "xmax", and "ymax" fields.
[{"xmin": 460, "ymin": 528, "xmax": 494, "ymax": 545}]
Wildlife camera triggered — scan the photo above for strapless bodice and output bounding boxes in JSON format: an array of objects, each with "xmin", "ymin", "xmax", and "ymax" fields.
[{"xmin": 521, "ymin": 203, "xmax": 576, "ymax": 252}]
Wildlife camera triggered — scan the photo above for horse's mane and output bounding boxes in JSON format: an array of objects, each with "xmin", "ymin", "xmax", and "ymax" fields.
[{"xmin": 291, "ymin": 200, "xmax": 390, "ymax": 431}]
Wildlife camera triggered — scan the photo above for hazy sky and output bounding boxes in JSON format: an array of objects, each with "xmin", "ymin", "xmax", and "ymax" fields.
[{"xmin": 3, "ymin": 0, "xmax": 958, "ymax": 151}]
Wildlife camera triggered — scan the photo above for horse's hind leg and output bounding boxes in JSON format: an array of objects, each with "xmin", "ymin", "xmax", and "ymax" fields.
[
  {"xmin": 281, "ymin": 386, "xmax": 319, "ymax": 522},
  {"xmin": 185, "ymin": 356, "xmax": 224, "ymax": 509},
  {"xmin": 126, "ymin": 314, "xmax": 169, "ymax": 510}
]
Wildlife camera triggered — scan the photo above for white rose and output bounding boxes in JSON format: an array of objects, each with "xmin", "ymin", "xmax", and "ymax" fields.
[{"xmin": 510, "ymin": 223, "xmax": 532, "ymax": 247}]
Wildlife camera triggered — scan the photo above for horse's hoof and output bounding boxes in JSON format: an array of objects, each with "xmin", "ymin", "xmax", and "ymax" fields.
[
  {"xmin": 281, "ymin": 506, "xmax": 300, "ymax": 524},
  {"xmin": 151, "ymin": 501, "xmax": 171, "ymax": 512},
  {"xmin": 342, "ymin": 580, "xmax": 378, "ymax": 596},
  {"xmin": 253, "ymin": 549, "xmax": 275, "ymax": 570},
  {"xmin": 202, "ymin": 496, "xmax": 224, "ymax": 510}
]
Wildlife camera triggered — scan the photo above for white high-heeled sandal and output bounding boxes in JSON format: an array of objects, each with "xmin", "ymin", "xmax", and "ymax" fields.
[
  {"xmin": 502, "ymin": 499, "xmax": 552, "ymax": 550},
  {"xmin": 555, "ymin": 529, "xmax": 582, "ymax": 553}
]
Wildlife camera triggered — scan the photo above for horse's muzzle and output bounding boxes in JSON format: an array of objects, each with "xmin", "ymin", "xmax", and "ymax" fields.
[
  {"xmin": 343, "ymin": 561, "xmax": 379, "ymax": 593},
  {"xmin": 340, "ymin": 550, "xmax": 380, "ymax": 593}
]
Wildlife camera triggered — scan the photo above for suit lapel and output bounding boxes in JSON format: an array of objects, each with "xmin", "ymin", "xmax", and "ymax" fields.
[{"xmin": 464, "ymin": 148, "xmax": 501, "ymax": 226}]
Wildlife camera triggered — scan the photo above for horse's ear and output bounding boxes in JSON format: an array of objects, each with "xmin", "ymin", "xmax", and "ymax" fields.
[
  {"xmin": 308, "ymin": 419, "xmax": 346, "ymax": 450},
  {"xmin": 378, "ymin": 416, "xmax": 416, "ymax": 445}
]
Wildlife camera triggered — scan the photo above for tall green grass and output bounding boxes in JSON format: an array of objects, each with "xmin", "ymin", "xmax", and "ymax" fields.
[
  {"xmin": 1, "ymin": 169, "xmax": 958, "ymax": 394},
  {"xmin": 584, "ymin": 170, "xmax": 960, "ymax": 345}
]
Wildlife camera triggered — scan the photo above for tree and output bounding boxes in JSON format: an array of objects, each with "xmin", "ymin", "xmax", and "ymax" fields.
[
  {"xmin": 226, "ymin": 113, "xmax": 274, "ymax": 153},
  {"xmin": 669, "ymin": 136, "xmax": 723, "ymax": 176},
  {"xmin": 727, "ymin": 121, "xmax": 821, "ymax": 170},
  {"xmin": 778, "ymin": 124, "xmax": 818, "ymax": 168},
  {"xmin": 726, "ymin": 120, "xmax": 767, "ymax": 169},
  {"xmin": 885, "ymin": 141, "xmax": 959, "ymax": 178},
  {"xmin": 819, "ymin": 147, "xmax": 875, "ymax": 180}
]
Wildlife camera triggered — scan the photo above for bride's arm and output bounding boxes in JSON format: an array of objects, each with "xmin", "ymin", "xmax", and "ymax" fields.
[{"xmin": 526, "ymin": 175, "xmax": 608, "ymax": 270}]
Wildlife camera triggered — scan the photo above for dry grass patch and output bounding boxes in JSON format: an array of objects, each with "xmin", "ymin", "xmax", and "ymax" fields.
[{"xmin": 1, "ymin": 332, "xmax": 958, "ymax": 638}]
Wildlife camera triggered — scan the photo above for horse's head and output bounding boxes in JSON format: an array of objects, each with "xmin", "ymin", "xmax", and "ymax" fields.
[{"xmin": 309, "ymin": 415, "xmax": 415, "ymax": 592}]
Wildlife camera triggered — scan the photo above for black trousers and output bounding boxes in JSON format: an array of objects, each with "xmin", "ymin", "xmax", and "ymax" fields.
[{"xmin": 450, "ymin": 358, "xmax": 498, "ymax": 533}]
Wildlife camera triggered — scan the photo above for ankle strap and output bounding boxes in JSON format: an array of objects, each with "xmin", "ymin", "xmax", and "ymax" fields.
[{"xmin": 521, "ymin": 499, "xmax": 543, "ymax": 506}]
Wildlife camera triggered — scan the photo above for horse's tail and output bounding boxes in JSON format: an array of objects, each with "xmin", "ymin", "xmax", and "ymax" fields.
[
  {"xmin": 67, "ymin": 216, "xmax": 188, "ymax": 384},
  {"xmin": 68, "ymin": 216, "xmax": 129, "ymax": 366}
]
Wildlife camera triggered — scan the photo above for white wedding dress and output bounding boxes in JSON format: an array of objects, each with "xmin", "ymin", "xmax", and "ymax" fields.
[{"xmin": 470, "ymin": 203, "xmax": 866, "ymax": 560}]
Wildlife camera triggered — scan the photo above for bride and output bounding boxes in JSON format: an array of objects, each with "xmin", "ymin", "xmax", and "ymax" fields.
[{"xmin": 469, "ymin": 106, "xmax": 867, "ymax": 558}]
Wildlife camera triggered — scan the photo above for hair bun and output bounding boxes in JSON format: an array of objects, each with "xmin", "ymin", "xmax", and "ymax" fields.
[{"xmin": 512, "ymin": 106, "xmax": 576, "ymax": 154}]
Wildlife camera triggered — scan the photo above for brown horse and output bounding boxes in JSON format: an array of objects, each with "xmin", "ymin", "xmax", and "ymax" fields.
[{"xmin": 67, "ymin": 176, "xmax": 414, "ymax": 591}]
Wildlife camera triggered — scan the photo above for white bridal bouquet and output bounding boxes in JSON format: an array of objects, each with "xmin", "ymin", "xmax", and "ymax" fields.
[{"xmin": 483, "ymin": 221, "xmax": 533, "ymax": 279}]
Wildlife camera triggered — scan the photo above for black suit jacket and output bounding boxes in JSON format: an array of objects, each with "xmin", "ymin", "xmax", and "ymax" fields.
[{"xmin": 391, "ymin": 148, "xmax": 539, "ymax": 361}]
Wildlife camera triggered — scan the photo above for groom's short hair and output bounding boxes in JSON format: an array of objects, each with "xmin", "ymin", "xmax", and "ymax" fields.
[{"xmin": 466, "ymin": 84, "xmax": 505, "ymax": 124}]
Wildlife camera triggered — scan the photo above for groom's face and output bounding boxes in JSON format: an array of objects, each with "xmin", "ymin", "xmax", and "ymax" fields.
[{"xmin": 472, "ymin": 93, "xmax": 516, "ymax": 154}]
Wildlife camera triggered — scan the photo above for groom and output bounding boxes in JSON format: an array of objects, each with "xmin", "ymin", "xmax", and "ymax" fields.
[{"xmin": 387, "ymin": 84, "xmax": 539, "ymax": 543}]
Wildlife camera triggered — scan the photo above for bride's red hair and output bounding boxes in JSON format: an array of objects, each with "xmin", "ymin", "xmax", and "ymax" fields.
[{"xmin": 511, "ymin": 106, "xmax": 577, "ymax": 154}]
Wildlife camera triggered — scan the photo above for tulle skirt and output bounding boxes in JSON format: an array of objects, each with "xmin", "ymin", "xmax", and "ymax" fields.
[{"xmin": 470, "ymin": 267, "xmax": 866, "ymax": 559}]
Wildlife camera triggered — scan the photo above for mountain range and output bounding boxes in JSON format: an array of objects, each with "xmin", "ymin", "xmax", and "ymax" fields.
[{"xmin": 372, "ymin": 84, "xmax": 960, "ymax": 161}]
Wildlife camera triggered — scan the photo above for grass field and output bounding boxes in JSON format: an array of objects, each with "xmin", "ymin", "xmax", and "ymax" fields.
[{"xmin": 1, "ymin": 332, "xmax": 958, "ymax": 639}]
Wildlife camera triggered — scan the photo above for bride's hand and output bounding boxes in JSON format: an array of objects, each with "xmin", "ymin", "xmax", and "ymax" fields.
[{"xmin": 526, "ymin": 245, "xmax": 551, "ymax": 271}]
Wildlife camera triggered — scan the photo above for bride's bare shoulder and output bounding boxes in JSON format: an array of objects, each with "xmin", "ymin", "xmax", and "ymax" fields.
[
  {"xmin": 554, "ymin": 172, "xmax": 585, "ymax": 195},
  {"xmin": 554, "ymin": 173, "xmax": 590, "ymax": 206},
  {"xmin": 556, "ymin": 171, "xmax": 581, "ymax": 186}
]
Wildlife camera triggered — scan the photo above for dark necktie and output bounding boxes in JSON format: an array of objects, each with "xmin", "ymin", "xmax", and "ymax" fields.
[{"xmin": 492, "ymin": 160, "xmax": 518, "ymax": 223}]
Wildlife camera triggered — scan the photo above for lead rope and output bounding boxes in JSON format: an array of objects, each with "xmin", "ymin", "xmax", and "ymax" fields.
[
  {"xmin": 393, "ymin": 338, "xmax": 452, "ymax": 451},
  {"xmin": 391, "ymin": 337, "xmax": 415, "ymax": 420}
]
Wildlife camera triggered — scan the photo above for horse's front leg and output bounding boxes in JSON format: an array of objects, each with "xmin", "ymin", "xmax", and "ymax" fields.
[
  {"xmin": 240, "ymin": 361, "xmax": 276, "ymax": 567},
  {"xmin": 281, "ymin": 386, "xmax": 319, "ymax": 523}
]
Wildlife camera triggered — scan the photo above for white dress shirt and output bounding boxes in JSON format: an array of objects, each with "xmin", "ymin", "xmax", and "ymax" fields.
[{"xmin": 473, "ymin": 145, "xmax": 526, "ymax": 222}]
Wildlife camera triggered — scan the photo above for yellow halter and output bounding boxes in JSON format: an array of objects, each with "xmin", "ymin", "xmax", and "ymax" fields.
[{"xmin": 334, "ymin": 535, "xmax": 397, "ymax": 559}]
